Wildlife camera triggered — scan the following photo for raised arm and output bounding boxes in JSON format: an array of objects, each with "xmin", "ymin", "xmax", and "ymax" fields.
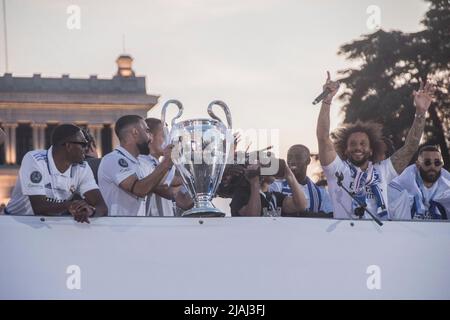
[
  {"xmin": 282, "ymin": 166, "xmax": 307, "ymax": 214},
  {"xmin": 316, "ymin": 71, "xmax": 340, "ymax": 166},
  {"xmin": 120, "ymin": 145, "xmax": 174, "ymax": 198},
  {"xmin": 390, "ymin": 80, "xmax": 435, "ymax": 174}
]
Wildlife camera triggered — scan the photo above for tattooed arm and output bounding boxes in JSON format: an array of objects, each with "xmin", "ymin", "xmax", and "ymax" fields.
[{"xmin": 390, "ymin": 80, "xmax": 435, "ymax": 174}]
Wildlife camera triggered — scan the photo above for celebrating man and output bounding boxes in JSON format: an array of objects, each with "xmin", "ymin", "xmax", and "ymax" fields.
[
  {"xmin": 270, "ymin": 144, "xmax": 333, "ymax": 215},
  {"xmin": 98, "ymin": 115, "xmax": 174, "ymax": 216},
  {"xmin": 316, "ymin": 71, "xmax": 435, "ymax": 220},
  {"xmin": 388, "ymin": 145, "xmax": 450, "ymax": 220},
  {"xmin": 230, "ymin": 163, "xmax": 307, "ymax": 217}
]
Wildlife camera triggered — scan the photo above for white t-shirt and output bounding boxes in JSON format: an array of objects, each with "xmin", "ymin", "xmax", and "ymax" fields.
[
  {"xmin": 5, "ymin": 147, "xmax": 98, "ymax": 216},
  {"xmin": 322, "ymin": 156, "xmax": 398, "ymax": 220},
  {"xmin": 139, "ymin": 154, "xmax": 176, "ymax": 217},
  {"xmin": 98, "ymin": 147, "xmax": 153, "ymax": 216}
]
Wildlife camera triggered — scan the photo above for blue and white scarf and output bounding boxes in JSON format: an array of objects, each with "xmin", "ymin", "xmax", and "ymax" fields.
[
  {"xmin": 346, "ymin": 161, "xmax": 387, "ymax": 218},
  {"xmin": 389, "ymin": 165, "xmax": 450, "ymax": 220}
]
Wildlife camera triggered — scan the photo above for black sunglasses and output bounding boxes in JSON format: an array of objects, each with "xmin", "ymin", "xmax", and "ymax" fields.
[
  {"xmin": 66, "ymin": 141, "xmax": 89, "ymax": 148},
  {"xmin": 422, "ymin": 159, "xmax": 443, "ymax": 167}
]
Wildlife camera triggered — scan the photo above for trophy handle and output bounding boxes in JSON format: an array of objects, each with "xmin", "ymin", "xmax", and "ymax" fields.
[
  {"xmin": 207, "ymin": 100, "xmax": 232, "ymax": 129},
  {"xmin": 161, "ymin": 100, "xmax": 183, "ymax": 147},
  {"xmin": 161, "ymin": 99, "xmax": 183, "ymax": 128}
]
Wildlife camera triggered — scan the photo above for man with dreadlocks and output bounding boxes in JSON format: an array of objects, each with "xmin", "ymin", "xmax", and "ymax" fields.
[{"xmin": 316, "ymin": 71, "xmax": 435, "ymax": 220}]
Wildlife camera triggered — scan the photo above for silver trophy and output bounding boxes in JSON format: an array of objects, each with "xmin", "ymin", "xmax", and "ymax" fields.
[{"xmin": 162, "ymin": 99, "xmax": 233, "ymax": 217}]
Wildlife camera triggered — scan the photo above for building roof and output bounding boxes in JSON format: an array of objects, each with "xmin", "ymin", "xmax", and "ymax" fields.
[{"xmin": 0, "ymin": 73, "xmax": 147, "ymax": 94}]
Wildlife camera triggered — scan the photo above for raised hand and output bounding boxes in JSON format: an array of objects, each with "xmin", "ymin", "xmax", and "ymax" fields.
[
  {"xmin": 413, "ymin": 79, "xmax": 435, "ymax": 115},
  {"xmin": 322, "ymin": 71, "xmax": 340, "ymax": 104},
  {"xmin": 162, "ymin": 143, "xmax": 174, "ymax": 167}
]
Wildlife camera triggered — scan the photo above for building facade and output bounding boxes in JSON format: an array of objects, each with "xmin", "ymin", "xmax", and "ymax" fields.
[{"xmin": 0, "ymin": 55, "xmax": 159, "ymax": 205}]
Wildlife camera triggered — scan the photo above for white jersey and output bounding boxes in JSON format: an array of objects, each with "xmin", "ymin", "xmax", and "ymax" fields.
[
  {"xmin": 98, "ymin": 147, "xmax": 153, "ymax": 216},
  {"xmin": 322, "ymin": 155, "xmax": 398, "ymax": 220},
  {"xmin": 5, "ymin": 147, "xmax": 98, "ymax": 216},
  {"xmin": 388, "ymin": 165, "xmax": 450, "ymax": 220},
  {"xmin": 139, "ymin": 154, "xmax": 176, "ymax": 217}
]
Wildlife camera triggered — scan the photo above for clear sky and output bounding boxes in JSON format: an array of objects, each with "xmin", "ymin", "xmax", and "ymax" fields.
[{"xmin": 1, "ymin": 0, "xmax": 429, "ymax": 156}]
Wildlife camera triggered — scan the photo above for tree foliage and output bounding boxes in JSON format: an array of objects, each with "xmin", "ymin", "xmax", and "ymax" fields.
[{"xmin": 337, "ymin": 0, "xmax": 450, "ymax": 168}]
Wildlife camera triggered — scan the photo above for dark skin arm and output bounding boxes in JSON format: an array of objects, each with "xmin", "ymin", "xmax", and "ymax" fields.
[
  {"xmin": 83, "ymin": 189, "xmax": 108, "ymax": 217},
  {"xmin": 29, "ymin": 196, "xmax": 93, "ymax": 224},
  {"xmin": 238, "ymin": 165, "xmax": 262, "ymax": 217},
  {"xmin": 29, "ymin": 195, "xmax": 72, "ymax": 215},
  {"xmin": 281, "ymin": 166, "xmax": 307, "ymax": 214}
]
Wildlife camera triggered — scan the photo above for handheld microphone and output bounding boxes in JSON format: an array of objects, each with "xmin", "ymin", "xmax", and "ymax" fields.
[
  {"xmin": 335, "ymin": 171, "xmax": 344, "ymax": 185},
  {"xmin": 312, "ymin": 88, "xmax": 331, "ymax": 105}
]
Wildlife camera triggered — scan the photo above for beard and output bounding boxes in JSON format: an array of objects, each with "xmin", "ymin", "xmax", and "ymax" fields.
[
  {"xmin": 347, "ymin": 153, "xmax": 371, "ymax": 167},
  {"xmin": 137, "ymin": 141, "xmax": 150, "ymax": 155},
  {"xmin": 419, "ymin": 167, "xmax": 441, "ymax": 184}
]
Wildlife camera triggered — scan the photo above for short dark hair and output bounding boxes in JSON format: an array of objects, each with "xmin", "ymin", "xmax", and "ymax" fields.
[
  {"xmin": 51, "ymin": 124, "xmax": 81, "ymax": 146},
  {"xmin": 145, "ymin": 118, "xmax": 162, "ymax": 134},
  {"xmin": 287, "ymin": 144, "xmax": 310, "ymax": 157},
  {"xmin": 418, "ymin": 145, "xmax": 441, "ymax": 156},
  {"xmin": 115, "ymin": 115, "xmax": 143, "ymax": 139}
]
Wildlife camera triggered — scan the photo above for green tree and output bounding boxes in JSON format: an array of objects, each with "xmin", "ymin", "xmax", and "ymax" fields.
[{"xmin": 337, "ymin": 0, "xmax": 450, "ymax": 169}]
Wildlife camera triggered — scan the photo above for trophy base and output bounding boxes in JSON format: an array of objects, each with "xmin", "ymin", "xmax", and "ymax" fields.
[{"xmin": 182, "ymin": 201, "xmax": 225, "ymax": 218}]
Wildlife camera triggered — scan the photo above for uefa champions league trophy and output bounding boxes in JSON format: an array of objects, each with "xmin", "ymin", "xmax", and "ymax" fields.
[{"xmin": 161, "ymin": 99, "xmax": 233, "ymax": 217}]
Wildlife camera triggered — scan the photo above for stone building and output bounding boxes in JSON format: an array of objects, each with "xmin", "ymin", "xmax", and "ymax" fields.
[{"xmin": 0, "ymin": 55, "xmax": 159, "ymax": 205}]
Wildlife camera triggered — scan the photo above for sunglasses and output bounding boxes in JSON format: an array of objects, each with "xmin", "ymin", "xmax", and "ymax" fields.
[
  {"xmin": 66, "ymin": 141, "xmax": 89, "ymax": 148},
  {"xmin": 422, "ymin": 159, "xmax": 443, "ymax": 167}
]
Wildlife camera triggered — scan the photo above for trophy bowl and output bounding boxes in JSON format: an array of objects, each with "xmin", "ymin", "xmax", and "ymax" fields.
[{"xmin": 162, "ymin": 100, "xmax": 233, "ymax": 217}]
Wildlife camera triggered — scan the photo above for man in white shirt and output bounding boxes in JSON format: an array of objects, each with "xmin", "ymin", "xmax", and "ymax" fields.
[
  {"xmin": 98, "ymin": 115, "xmax": 174, "ymax": 216},
  {"xmin": 5, "ymin": 124, "xmax": 107, "ymax": 223},
  {"xmin": 141, "ymin": 118, "xmax": 193, "ymax": 216},
  {"xmin": 316, "ymin": 72, "xmax": 435, "ymax": 220},
  {"xmin": 270, "ymin": 144, "xmax": 333, "ymax": 215},
  {"xmin": 388, "ymin": 145, "xmax": 450, "ymax": 220}
]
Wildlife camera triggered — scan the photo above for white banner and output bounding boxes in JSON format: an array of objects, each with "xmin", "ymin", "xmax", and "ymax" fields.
[{"xmin": 0, "ymin": 216, "xmax": 449, "ymax": 299}]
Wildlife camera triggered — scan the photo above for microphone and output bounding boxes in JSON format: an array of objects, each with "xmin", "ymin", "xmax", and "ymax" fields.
[
  {"xmin": 333, "ymin": 171, "xmax": 383, "ymax": 226},
  {"xmin": 312, "ymin": 88, "xmax": 331, "ymax": 105},
  {"xmin": 335, "ymin": 171, "xmax": 344, "ymax": 186}
]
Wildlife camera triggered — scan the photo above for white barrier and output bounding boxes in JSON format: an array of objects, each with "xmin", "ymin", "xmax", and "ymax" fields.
[{"xmin": 0, "ymin": 215, "xmax": 449, "ymax": 299}]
